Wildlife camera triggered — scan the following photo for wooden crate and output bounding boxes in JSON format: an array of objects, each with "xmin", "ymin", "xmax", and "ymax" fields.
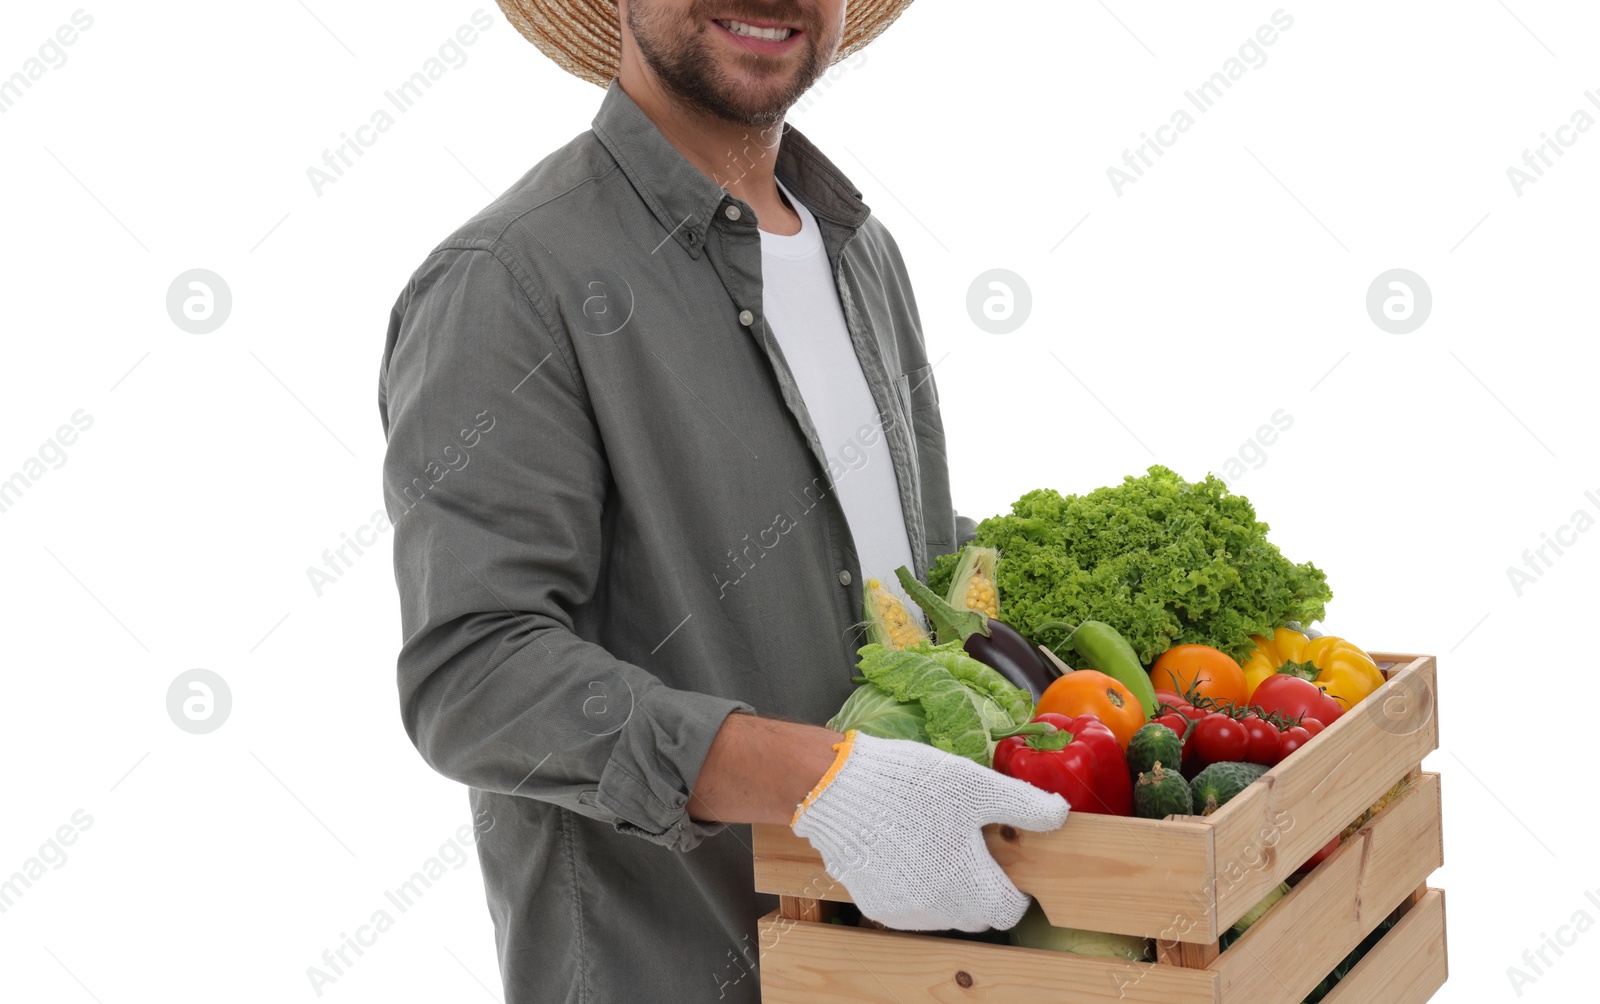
[{"xmin": 753, "ymin": 653, "xmax": 1447, "ymax": 1003}]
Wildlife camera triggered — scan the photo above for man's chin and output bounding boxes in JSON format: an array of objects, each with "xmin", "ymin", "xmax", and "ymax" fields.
[
  {"xmin": 716, "ymin": 89, "xmax": 796, "ymax": 125},
  {"xmin": 638, "ymin": 34, "xmax": 828, "ymax": 126},
  {"xmin": 694, "ymin": 74, "xmax": 806, "ymax": 125}
]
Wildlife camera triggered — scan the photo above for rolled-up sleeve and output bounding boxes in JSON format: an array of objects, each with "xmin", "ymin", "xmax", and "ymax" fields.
[{"xmin": 378, "ymin": 245, "xmax": 753, "ymax": 851}]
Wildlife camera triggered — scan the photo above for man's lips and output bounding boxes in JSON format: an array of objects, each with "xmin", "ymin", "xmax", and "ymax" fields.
[{"xmin": 710, "ymin": 17, "xmax": 804, "ymax": 54}]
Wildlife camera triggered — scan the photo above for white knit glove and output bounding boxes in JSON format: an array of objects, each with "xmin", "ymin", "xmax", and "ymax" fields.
[{"xmin": 790, "ymin": 730, "xmax": 1069, "ymax": 932}]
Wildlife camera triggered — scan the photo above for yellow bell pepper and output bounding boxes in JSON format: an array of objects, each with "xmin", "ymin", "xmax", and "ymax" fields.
[{"xmin": 1241, "ymin": 628, "xmax": 1384, "ymax": 714}]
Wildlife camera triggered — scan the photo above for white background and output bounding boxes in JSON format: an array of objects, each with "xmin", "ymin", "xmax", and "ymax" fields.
[{"xmin": 1, "ymin": 1, "xmax": 1593, "ymax": 1001}]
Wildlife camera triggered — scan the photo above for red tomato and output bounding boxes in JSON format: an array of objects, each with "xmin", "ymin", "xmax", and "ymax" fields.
[
  {"xmin": 1300, "ymin": 718, "xmax": 1326, "ymax": 738},
  {"xmin": 1154, "ymin": 690, "xmax": 1189, "ymax": 713},
  {"xmin": 1179, "ymin": 705, "xmax": 1207, "ymax": 723},
  {"xmin": 1277, "ymin": 725, "xmax": 1313, "ymax": 761},
  {"xmin": 1154, "ymin": 712, "xmax": 1191, "ymax": 739},
  {"xmin": 1312, "ymin": 691, "xmax": 1342, "ymax": 724},
  {"xmin": 1188, "ymin": 714, "xmax": 1249, "ymax": 768},
  {"xmin": 1240, "ymin": 715, "xmax": 1282, "ymax": 766},
  {"xmin": 1252, "ymin": 676, "xmax": 1343, "ymax": 726}
]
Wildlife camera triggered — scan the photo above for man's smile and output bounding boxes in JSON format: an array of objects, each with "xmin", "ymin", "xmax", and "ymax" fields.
[{"xmin": 711, "ymin": 16, "xmax": 804, "ymax": 53}]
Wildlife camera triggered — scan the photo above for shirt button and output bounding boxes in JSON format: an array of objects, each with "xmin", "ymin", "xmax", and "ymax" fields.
[
  {"xmin": 838, "ymin": 570, "xmax": 852, "ymax": 586},
  {"xmin": 738, "ymin": 309, "xmax": 754, "ymax": 326},
  {"xmin": 725, "ymin": 204, "xmax": 742, "ymax": 221}
]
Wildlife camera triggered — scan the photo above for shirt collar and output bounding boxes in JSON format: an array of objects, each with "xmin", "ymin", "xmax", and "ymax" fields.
[{"xmin": 591, "ymin": 78, "xmax": 871, "ymax": 258}]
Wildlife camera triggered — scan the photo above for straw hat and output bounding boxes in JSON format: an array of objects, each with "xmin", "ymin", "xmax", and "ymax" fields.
[{"xmin": 495, "ymin": 0, "xmax": 915, "ymax": 87}]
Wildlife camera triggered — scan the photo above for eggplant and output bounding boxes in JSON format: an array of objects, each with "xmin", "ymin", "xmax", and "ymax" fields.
[
  {"xmin": 892, "ymin": 566, "xmax": 1063, "ymax": 702},
  {"xmin": 962, "ymin": 617, "xmax": 1060, "ymax": 703}
]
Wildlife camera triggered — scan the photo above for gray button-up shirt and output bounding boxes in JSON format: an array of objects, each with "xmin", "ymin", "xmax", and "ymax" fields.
[{"xmin": 379, "ymin": 79, "xmax": 974, "ymax": 1003}]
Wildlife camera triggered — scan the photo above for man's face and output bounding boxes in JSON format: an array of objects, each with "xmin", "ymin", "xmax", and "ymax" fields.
[{"xmin": 624, "ymin": 0, "xmax": 846, "ymax": 125}]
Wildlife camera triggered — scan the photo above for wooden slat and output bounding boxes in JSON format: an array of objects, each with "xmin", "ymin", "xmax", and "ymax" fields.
[
  {"xmin": 779, "ymin": 896, "xmax": 823, "ymax": 922},
  {"xmin": 985, "ymin": 813, "xmax": 1217, "ymax": 941},
  {"xmin": 752, "ymin": 824, "xmax": 858, "ymax": 904},
  {"xmin": 1365, "ymin": 652, "xmax": 1427, "ymax": 671},
  {"xmin": 1209, "ymin": 773, "xmax": 1444, "ymax": 1002},
  {"xmin": 1208, "ymin": 656, "xmax": 1438, "ymax": 930},
  {"xmin": 757, "ymin": 911, "xmax": 1219, "ymax": 1004},
  {"xmin": 1157, "ymin": 938, "xmax": 1220, "ymax": 969},
  {"xmin": 754, "ymin": 811, "xmax": 1217, "ymax": 941},
  {"xmin": 1319, "ymin": 889, "xmax": 1448, "ymax": 1004}
]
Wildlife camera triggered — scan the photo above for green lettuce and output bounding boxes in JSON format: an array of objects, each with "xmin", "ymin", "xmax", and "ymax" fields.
[
  {"xmin": 928, "ymin": 466, "xmax": 1332, "ymax": 664},
  {"xmin": 827, "ymin": 641, "xmax": 1035, "ymax": 765}
]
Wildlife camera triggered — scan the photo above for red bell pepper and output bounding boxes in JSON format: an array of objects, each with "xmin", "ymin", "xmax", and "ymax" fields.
[{"xmin": 992, "ymin": 712, "xmax": 1133, "ymax": 816}]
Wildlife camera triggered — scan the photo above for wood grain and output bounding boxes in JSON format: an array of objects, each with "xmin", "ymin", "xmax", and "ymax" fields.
[
  {"xmin": 756, "ymin": 911, "xmax": 1220, "ymax": 1003},
  {"xmin": 1209, "ymin": 774, "xmax": 1444, "ymax": 1002},
  {"xmin": 1208, "ymin": 656, "xmax": 1439, "ymax": 930},
  {"xmin": 779, "ymin": 895, "xmax": 823, "ymax": 922},
  {"xmin": 1319, "ymin": 889, "xmax": 1448, "ymax": 1004},
  {"xmin": 755, "ymin": 812, "xmax": 1218, "ymax": 941},
  {"xmin": 1157, "ymin": 937, "xmax": 1221, "ymax": 969},
  {"xmin": 1366, "ymin": 653, "xmax": 1425, "ymax": 669}
]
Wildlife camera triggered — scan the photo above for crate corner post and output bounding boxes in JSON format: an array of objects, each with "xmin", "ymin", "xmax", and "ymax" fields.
[{"xmin": 1156, "ymin": 937, "xmax": 1221, "ymax": 970}]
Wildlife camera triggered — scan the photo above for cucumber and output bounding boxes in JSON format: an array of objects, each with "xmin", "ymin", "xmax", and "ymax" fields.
[
  {"xmin": 1189, "ymin": 761, "xmax": 1269, "ymax": 815},
  {"xmin": 1127, "ymin": 722, "xmax": 1183, "ymax": 779},
  {"xmin": 1134, "ymin": 762, "xmax": 1192, "ymax": 819}
]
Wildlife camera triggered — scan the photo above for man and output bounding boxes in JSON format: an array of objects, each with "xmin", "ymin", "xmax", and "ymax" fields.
[{"xmin": 377, "ymin": 1, "xmax": 1069, "ymax": 999}]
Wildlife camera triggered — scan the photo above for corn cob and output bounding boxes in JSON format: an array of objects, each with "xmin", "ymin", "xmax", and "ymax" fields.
[
  {"xmin": 944, "ymin": 546, "xmax": 1001, "ymax": 619},
  {"xmin": 1340, "ymin": 776, "xmax": 1413, "ymax": 840},
  {"xmin": 863, "ymin": 578, "xmax": 929, "ymax": 650}
]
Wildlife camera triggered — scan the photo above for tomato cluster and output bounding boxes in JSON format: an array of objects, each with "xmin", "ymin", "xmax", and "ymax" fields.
[{"xmin": 1152, "ymin": 690, "xmax": 1328, "ymax": 775}]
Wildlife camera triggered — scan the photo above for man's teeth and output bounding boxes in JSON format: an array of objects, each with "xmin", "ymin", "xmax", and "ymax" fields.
[{"xmin": 720, "ymin": 19, "xmax": 794, "ymax": 41}]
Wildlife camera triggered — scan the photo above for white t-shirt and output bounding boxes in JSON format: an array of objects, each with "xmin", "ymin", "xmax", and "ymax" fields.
[{"xmin": 759, "ymin": 177, "xmax": 920, "ymax": 620}]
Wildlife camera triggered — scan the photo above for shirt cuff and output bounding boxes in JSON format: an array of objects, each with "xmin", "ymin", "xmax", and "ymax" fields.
[{"xmin": 593, "ymin": 686, "xmax": 755, "ymax": 852}]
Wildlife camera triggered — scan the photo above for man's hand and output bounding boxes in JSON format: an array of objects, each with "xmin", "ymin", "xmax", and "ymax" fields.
[{"xmin": 790, "ymin": 731, "xmax": 1069, "ymax": 932}]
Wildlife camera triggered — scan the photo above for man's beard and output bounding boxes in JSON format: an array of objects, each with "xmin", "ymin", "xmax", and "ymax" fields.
[{"xmin": 627, "ymin": 2, "xmax": 836, "ymax": 125}]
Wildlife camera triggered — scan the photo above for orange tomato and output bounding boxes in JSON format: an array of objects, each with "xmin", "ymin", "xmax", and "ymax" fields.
[
  {"xmin": 1036, "ymin": 670, "xmax": 1143, "ymax": 749},
  {"xmin": 1149, "ymin": 645, "xmax": 1248, "ymax": 709}
]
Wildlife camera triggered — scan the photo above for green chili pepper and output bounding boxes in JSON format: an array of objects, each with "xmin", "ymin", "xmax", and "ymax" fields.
[{"xmin": 1036, "ymin": 619, "xmax": 1158, "ymax": 720}]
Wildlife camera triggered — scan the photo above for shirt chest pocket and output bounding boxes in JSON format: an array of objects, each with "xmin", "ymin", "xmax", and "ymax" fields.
[{"xmin": 895, "ymin": 363, "xmax": 939, "ymax": 418}]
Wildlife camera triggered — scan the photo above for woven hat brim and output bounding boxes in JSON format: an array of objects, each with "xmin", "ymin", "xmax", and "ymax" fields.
[{"xmin": 496, "ymin": 0, "xmax": 914, "ymax": 87}]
